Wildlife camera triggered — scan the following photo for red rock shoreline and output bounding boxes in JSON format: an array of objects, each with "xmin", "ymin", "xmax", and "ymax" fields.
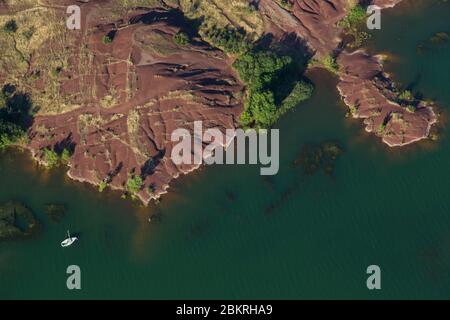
[
  {"xmin": 335, "ymin": 0, "xmax": 437, "ymax": 147},
  {"xmin": 259, "ymin": 0, "xmax": 437, "ymax": 147},
  {"xmin": 1, "ymin": 0, "xmax": 438, "ymax": 205},
  {"xmin": 337, "ymin": 50, "xmax": 437, "ymax": 147}
]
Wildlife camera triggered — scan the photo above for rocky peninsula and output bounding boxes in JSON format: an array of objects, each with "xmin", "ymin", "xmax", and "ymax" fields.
[{"xmin": 0, "ymin": 0, "xmax": 437, "ymax": 204}]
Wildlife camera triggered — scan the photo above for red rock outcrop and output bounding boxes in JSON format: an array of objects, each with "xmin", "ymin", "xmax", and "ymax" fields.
[
  {"xmin": 27, "ymin": 4, "xmax": 243, "ymax": 204},
  {"xmin": 337, "ymin": 51, "xmax": 437, "ymax": 147}
]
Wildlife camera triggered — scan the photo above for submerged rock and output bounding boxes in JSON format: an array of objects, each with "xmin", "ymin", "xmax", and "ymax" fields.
[
  {"xmin": 43, "ymin": 204, "xmax": 66, "ymax": 224},
  {"xmin": 0, "ymin": 201, "xmax": 40, "ymax": 240},
  {"xmin": 293, "ymin": 141, "xmax": 343, "ymax": 176},
  {"xmin": 417, "ymin": 32, "xmax": 450, "ymax": 53},
  {"xmin": 429, "ymin": 32, "xmax": 450, "ymax": 45},
  {"xmin": 148, "ymin": 212, "xmax": 162, "ymax": 224}
]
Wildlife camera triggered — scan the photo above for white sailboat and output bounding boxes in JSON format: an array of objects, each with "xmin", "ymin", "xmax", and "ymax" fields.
[{"xmin": 61, "ymin": 230, "xmax": 78, "ymax": 247}]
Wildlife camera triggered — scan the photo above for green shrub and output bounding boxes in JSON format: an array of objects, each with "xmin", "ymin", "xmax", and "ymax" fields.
[
  {"xmin": 398, "ymin": 90, "xmax": 414, "ymax": 102},
  {"xmin": 321, "ymin": 54, "xmax": 339, "ymax": 74},
  {"xmin": 339, "ymin": 5, "xmax": 367, "ymax": 29},
  {"xmin": 3, "ymin": 20, "xmax": 17, "ymax": 33},
  {"xmin": 98, "ymin": 180, "xmax": 108, "ymax": 193},
  {"xmin": 127, "ymin": 175, "xmax": 143, "ymax": 195},
  {"xmin": 42, "ymin": 147, "xmax": 71, "ymax": 168},
  {"xmin": 60, "ymin": 148, "xmax": 72, "ymax": 164},
  {"xmin": 0, "ymin": 121, "xmax": 25, "ymax": 149},
  {"xmin": 204, "ymin": 26, "xmax": 250, "ymax": 54},
  {"xmin": 406, "ymin": 105, "xmax": 416, "ymax": 113},
  {"xmin": 102, "ymin": 35, "xmax": 113, "ymax": 44},
  {"xmin": 173, "ymin": 31, "xmax": 190, "ymax": 46},
  {"xmin": 348, "ymin": 104, "xmax": 358, "ymax": 115},
  {"xmin": 43, "ymin": 148, "xmax": 59, "ymax": 168},
  {"xmin": 233, "ymin": 51, "xmax": 294, "ymax": 127}
]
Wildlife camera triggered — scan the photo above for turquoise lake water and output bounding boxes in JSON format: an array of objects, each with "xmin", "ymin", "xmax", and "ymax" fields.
[{"xmin": 0, "ymin": 0, "xmax": 449, "ymax": 299}]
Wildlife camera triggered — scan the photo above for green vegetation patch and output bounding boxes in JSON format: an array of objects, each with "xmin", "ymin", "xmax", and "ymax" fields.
[
  {"xmin": 278, "ymin": 0, "xmax": 293, "ymax": 10},
  {"xmin": 203, "ymin": 26, "xmax": 251, "ymax": 54},
  {"xmin": 279, "ymin": 81, "xmax": 314, "ymax": 114},
  {"xmin": 42, "ymin": 147, "xmax": 72, "ymax": 168},
  {"xmin": 60, "ymin": 148, "xmax": 71, "ymax": 164},
  {"xmin": 102, "ymin": 35, "xmax": 113, "ymax": 45},
  {"xmin": 339, "ymin": 5, "xmax": 367, "ymax": 29},
  {"xmin": 338, "ymin": 5, "xmax": 371, "ymax": 49},
  {"xmin": 173, "ymin": 31, "xmax": 190, "ymax": 46},
  {"xmin": 233, "ymin": 45, "xmax": 314, "ymax": 128},
  {"xmin": 43, "ymin": 148, "xmax": 59, "ymax": 168},
  {"xmin": 127, "ymin": 174, "xmax": 143, "ymax": 196},
  {"xmin": 98, "ymin": 180, "xmax": 108, "ymax": 193},
  {"xmin": 396, "ymin": 89, "xmax": 419, "ymax": 113},
  {"xmin": 234, "ymin": 50, "xmax": 295, "ymax": 128},
  {"xmin": 321, "ymin": 54, "xmax": 340, "ymax": 74},
  {"xmin": 398, "ymin": 90, "xmax": 414, "ymax": 102}
]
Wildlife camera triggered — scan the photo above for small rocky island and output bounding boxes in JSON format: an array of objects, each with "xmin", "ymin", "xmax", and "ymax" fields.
[{"xmin": 0, "ymin": 0, "xmax": 438, "ymax": 204}]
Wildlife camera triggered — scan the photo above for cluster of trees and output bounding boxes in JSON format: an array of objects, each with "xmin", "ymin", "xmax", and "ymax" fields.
[
  {"xmin": 99, "ymin": 173, "xmax": 143, "ymax": 198},
  {"xmin": 0, "ymin": 119, "xmax": 25, "ymax": 148},
  {"xmin": 102, "ymin": 35, "xmax": 113, "ymax": 44},
  {"xmin": 0, "ymin": 86, "xmax": 32, "ymax": 149},
  {"xmin": 203, "ymin": 26, "xmax": 251, "ymax": 54},
  {"xmin": 234, "ymin": 51, "xmax": 291, "ymax": 127},
  {"xmin": 321, "ymin": 54, "xmax": 339, "ymax": 74},
  {"xmin": 198, "ymin": 21, "xmax": 315, "ymax": 129},
  {"xmin": 233, "ymin": 51, "xmax": 313, "ymax": 128},
  {"xmin": 127, "ymin": 174, "xmax": 143, "ymax": 196},
  {"xmin": 43, "ymin": 148, "xmax": 72, "ymax": 168}
]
